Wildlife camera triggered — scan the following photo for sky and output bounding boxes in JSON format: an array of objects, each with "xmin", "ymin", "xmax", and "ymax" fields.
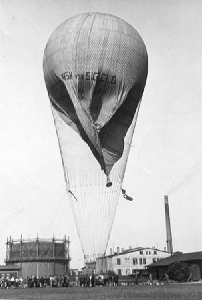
[{"xmin": 0, "ymin": 0, "xmax": 202, "ymax": 270}]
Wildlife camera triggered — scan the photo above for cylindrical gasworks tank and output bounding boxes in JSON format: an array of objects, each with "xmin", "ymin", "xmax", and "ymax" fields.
[{"xmin": 5, "ymin": 236, "xmax": 71, "ymax": 278}]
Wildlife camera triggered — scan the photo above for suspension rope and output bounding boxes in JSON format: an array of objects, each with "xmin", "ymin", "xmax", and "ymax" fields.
[{"xmin": 50, "ymin": 95, "xmax": 141, "ymax": 263}]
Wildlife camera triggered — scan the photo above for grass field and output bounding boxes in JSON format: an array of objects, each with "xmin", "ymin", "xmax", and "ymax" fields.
[{"xmin": 0, "ymin": 283, "xmax": 202, "ymax": 300}]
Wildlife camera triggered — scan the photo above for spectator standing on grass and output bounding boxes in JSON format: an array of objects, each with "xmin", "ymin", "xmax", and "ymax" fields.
[
  {"xmin": 86, "ymin": 274, "xmax": 90, "ymax": 287},
  {"xmin": 10, "ymin": 276, "xmax": 14, "ymax": 288},
  {"xmin": 62, "ymin": 275, "xmax": 65, "ymax": 287},
  {"xmin": 164, "ymin": 273, "xmax": 169, "ymax": 284},
  {"xmin": 40, "ymin": 277, "xmax": 43, "ymax": 287},
  {"xmin": 91, "ymin": 274, "xmax": 95, "ymax": 287},
  {"xmin": 66, "ymin": 274, "xmax": 70, "ymax": 287},
  {"xmin": 27, "ymin": 277, "xmax": 30, "ymax": 288},
  {"xmin": 79, "ymin": 274, "xmax": 84, "ymax": 287},
  {"xmin": 50, "ymin": 275, "xmax": 54, "ymax": 287},
  {"xmin": 34, "ymin": 275, "xmax": 37, "ymax": 287},
  {"xmin": 149, "ymin": 273, "xmax": 153, "ymax": 285},
  {"xmin": 58, "ymin": 275, "xmax": 62, "ymax": 287},
  {"xmin": 114, "ymin": 275, "xmax": 119, "ymax": 286},
  {"xmin": 20, "ymin": 277, "xmax": 24, "ymax": 288}
]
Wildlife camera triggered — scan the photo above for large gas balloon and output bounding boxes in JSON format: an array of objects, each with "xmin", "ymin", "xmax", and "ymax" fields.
[{"xmin": 43, "ymin": 12, "xmax": 148, "ymax": 262}]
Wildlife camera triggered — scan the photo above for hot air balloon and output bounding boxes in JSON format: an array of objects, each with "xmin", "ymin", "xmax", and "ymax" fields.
[{"xmin": 43, "ymin": 12, "xmax": 148, "ymax": 263}]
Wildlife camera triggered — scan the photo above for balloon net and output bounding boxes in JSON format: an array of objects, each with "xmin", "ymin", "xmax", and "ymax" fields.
[{"xmin": 51, "ymin": 103, "xmax": 140, "ymax": 263}]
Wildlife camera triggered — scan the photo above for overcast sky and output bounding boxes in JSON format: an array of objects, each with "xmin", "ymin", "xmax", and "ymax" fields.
[{"xmin": 1, "ymin": 0, "xmax": 202, "ymax": 269}]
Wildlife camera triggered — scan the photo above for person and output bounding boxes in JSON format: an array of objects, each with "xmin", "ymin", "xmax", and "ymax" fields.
[
  {"xmin": 50, "ymin": 275, "xmax": 54, "ymax": 288},
  {"xmin": 34, "ymin": 276, "xmax": 37, "ymax": 288},
  {"xmin": 164, "ymin": 273, "xmax": 169, "ymax": 284},
  {"xmin": 10, "ymin": 276, "xmax": 15, "ymax": 288},
  {"xmin": 40, "ymin": 277, "xmax": 45, "ymax": 287},
  {"xmin": 79, "ymin": 274, "xmax": 84, "ymax": 287},
  {"xmin": 91, "ymin": 274, "xmax": 95, "ymax": 287},
  {"xmin": 66, "ymin": 275, "xmax": 70, "ymax": 287},
  {"xmin": 19, "ymin": 277, "xmax": 24, "ymax": 288},
  {"xmin": 86, "ymin": 275, "xmax": 90, "ymax": 287},
  {"xmin": 149, "ymin": 273, "xmax": 153, "ymax": 285},
  {"xmin": 114, "ymin": 275, "xmax": 119, "ymax": 286}
]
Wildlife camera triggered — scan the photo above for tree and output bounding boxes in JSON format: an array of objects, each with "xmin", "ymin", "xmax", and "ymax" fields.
[{"xmin": 168, "ymin": 261, "xmax": 190, "ymax": 282}]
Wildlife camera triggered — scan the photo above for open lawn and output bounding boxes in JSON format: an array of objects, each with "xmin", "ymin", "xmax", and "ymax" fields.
[{"xmin": 0, "ymin": 283, "xmax": 202, "ymax": 300}]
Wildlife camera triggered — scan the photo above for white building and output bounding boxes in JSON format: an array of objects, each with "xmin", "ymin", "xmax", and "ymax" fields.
[{"xmin": 96, "ymin": 247, "xmax": 171, "ymax": 276}]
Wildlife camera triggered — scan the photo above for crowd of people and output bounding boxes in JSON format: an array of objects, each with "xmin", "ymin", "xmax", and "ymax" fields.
[
  {"xmin": 0, "ymin": 272, "xmax": 170, "ymax": 289},
  {"xmin": 0, "ymin": 276, "xmax": 23, "ymax": 289},
  {"xmin": 79, "ymin": 274, "xmax": 119, "ymax": 287},
  {"xmin": 0, "ymin": 274, "xmax": 70, "ymax": 289},
  {"xmin": 0, "ymin": 273, "xmax": 119, "ymax": 289},
  {"xmin": 27, "ymin": 274, "xmax": 70, "ymax": 288}
]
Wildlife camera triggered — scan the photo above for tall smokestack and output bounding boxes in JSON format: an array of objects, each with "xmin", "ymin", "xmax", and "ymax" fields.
[{"xmin": 164, "ymin": 195, "xmax": 173, "ymax": 255}]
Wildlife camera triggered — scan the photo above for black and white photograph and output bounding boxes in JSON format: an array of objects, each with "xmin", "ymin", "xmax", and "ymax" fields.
[{"xmin": 1, "ymin": 0, "xmax": 202, "ymax": 299}]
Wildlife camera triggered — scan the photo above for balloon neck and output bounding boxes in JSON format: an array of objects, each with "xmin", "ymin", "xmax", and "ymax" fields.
[{"xmin": 106, "ymin": 176, "xmax": 112, "ymax": 188}]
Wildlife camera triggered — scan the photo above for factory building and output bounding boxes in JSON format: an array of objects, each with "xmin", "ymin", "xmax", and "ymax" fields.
[
  {"xmin": 96, "ymin": 246, "xmax": 170, "ymax": 276},
  {"xmin": 5, "ymin": 235, "xmax": 70, "ymax": 278},
  {"xmin": 147, "ymin": 251, "xmax": 202, "ymax": 281}
]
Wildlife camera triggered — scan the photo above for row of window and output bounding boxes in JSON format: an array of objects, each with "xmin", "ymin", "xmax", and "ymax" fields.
[
  {"xmin": 117, "ymin": 258, "xmax": 146, "ymax": 265},
  {"xmin": 117, "ymin": 257, "xmax": 160, "ymax": 265},
  {"xmin": 117, "ymin": 269, "xmax": 142, "ymax": 276},
  {"xmin": 139, "ymin": 250, "xmax": 157, "ymax": 255}
]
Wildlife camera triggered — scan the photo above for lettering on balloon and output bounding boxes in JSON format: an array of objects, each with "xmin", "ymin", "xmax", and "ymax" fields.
[
  {"xmin": 61, "ymin": 71, "xmax": 116, "ymax": 85},
  {"xmin": 61, "ymin": 71, "xmax": 73, "ymax": 80}
]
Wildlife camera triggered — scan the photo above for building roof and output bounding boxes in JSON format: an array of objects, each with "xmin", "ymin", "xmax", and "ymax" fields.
[
  {"xmin": 147, "ymin": 251, "xmax": 202, "ymax": 268},
  {"xmin": 0, "ymin": 265, "xmax": 21, "ymax": 271},
  {"xmin": 97, "ymin": 247, "xmax": 170, "ymax": 259}
]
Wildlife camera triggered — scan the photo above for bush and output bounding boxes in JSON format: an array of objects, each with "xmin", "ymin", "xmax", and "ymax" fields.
[{"xmin": 168, "ymin": 261, "xmax": 190, "ymax": 282}]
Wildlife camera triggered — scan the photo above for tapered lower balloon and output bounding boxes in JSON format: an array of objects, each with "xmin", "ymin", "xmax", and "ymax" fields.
[{"xmin": 51, "ymin": 103, "xmax": 140, "ymax": 262}]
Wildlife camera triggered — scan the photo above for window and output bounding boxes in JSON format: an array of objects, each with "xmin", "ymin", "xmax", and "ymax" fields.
[
  {"xmin": 133, "ymin": 258, "xmax": 138, "ymax": 265},
  {"xmin": 125, "ymin": 257, "xmax": 130, "ymax": 263},
  {"xmin": 139, "ymin": 258, "xmax": 142, "ymax": 265},
  {"xmin": 146, "ymin": 251, "xmax": 148, "ymax": 255},
  {"xmin": 139, "ymin": 250, "xmax": 143, "ymax": 255},
  {"xmin": 118, "ymin": 269, "xmax": 122, "ymax": 276},
  {"xmin": 117, "ymin": 258, "xmax": 121, "ymax": 265},
  {"xmin": 143, "ymin": 258, "xmax": 146, "ymax": 264},
  {"xmin": 153, "ymin": 250, "xmax": 157, "ymax": 255},
  {"xmin": 153, "ymin": 258, "xmax": 157, "ymax": 263},
  {"xmin": 126, "ymin": 269, "xmax": 130, "ymax": 275}
]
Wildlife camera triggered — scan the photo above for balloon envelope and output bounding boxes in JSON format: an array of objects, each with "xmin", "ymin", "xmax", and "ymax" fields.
[
  {"xmin": 43, "ymin": 12, "xmax": 148, "ymax": 262},
  {"xmin": 43, "ymin": 12, "xmax": 148, "ymax": 175}
]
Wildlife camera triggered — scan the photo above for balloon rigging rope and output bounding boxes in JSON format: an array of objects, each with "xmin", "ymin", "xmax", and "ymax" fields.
[
  {"xmin": 50, "ymin": 97, "xmax": 141, "ymax": 263},
  {"xmin": 50, "ymin": 104, "xmax": 70, "ymax": 191}
]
